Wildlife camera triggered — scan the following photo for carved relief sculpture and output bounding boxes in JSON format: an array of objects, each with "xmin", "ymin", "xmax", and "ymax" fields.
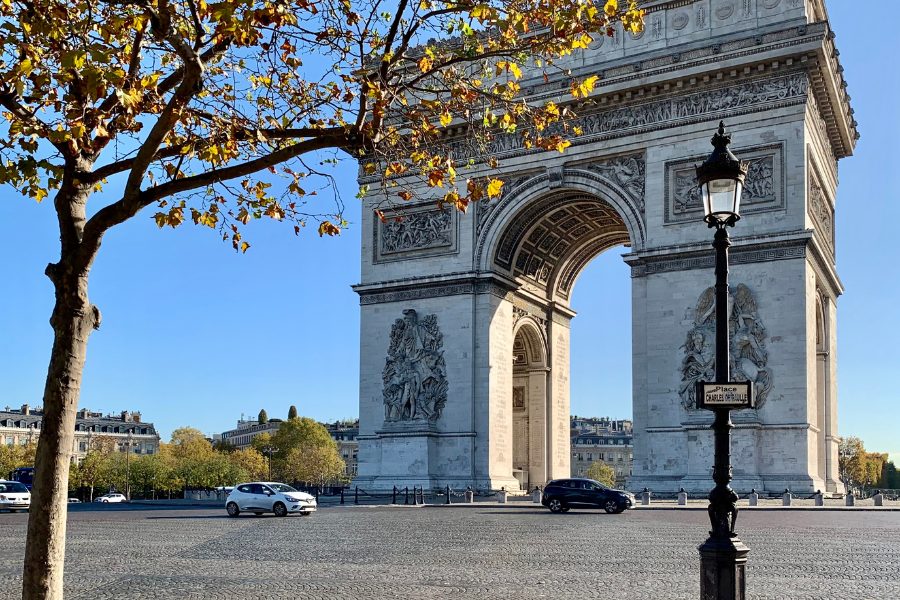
[
  {"xmin": 383, "ymin": 310, "xmax": 449, "ymax": 423},
  {"xmin": 513, "ymin": 387, "xmax": 526, "ymax": 410},
  {"xmin": 667, "ymin": 144, "xmax": 782, "ymax": 223},
  {"xmin": 381, "ymin": 209, "xmax": 452, "ymax": 254},
  {"xmin": 680, "ymin": 284, "xmax": 773, "ymax": 410},
  {"xmin": 585, "ymin": 153, "xmax": 646, "ymax": 210},
  {"xmin": 808, "ymin": 170, "xmax": 834, "ymax": 255}
]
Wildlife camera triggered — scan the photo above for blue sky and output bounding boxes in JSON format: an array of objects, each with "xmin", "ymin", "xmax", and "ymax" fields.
[{"xmin": 3, "ymin": 4, "xmax": 898, "ymax": 464}]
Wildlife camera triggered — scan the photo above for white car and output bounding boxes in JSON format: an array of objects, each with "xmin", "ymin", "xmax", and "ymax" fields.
[
  {"xmin": 95, "ymin": 493, "xmax": 127, "ymax": 503},
  {"xmin": 0, "ymin": 480, "xmax": 31, "ymax": 512},
  {"xmin": 226, "ymin": 482, "xmax": 317, "ymax": 517}
]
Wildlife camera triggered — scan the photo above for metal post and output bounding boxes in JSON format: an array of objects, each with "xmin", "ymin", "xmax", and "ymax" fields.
[
  {"xmin": 392, "ymin": 486, "xmax": 397, "ymax": 504},
  {"xmin": 446, "ymin": 485, "xmax": 451, "ymax": 504},
  {"xmin": 404, "ymin": 486, "xmax": 409, "ymax": 505},
  {"xmin": 698, "ymin": 224, "xmax": 749, "ymax": 600},
  {"xmin": 354, "ymin": 486, "xmax": 359, "ymax": 505},
  {"xmin": 340, "ymin": 487, "xmax": 345, "ymax": 505}
]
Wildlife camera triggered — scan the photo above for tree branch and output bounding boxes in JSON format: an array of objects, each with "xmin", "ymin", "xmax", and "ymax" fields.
[
  {"xmin": 0, "ymin": 91, "xmax": 70, "ymax": 156},
  {"xmin": 88, "ymin": 127, "xmax": 347, "ymax": 182},
  {"xmin": 79, "ymin": 132, "xmax": 351, "ymax": 263}
]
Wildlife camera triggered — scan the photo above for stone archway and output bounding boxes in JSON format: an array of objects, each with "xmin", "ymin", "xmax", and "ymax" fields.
[
  {"xmin": 510, "ymin": 319, "xmax": 548, "ymax": 491},
  {"xmin": 353, "ymin": 0, "xmax": 852, "ymax": 494}
]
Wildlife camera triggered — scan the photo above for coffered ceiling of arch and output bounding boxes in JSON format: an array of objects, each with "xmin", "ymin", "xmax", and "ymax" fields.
[{"xmin": 495, "ymin": 193, "xmax": 629, "ymax": 300}]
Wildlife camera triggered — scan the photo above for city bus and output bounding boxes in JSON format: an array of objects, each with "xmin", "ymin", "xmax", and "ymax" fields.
[{"xmin": 8, "ymin": 467, "xmax": 35, "ymax": 490}]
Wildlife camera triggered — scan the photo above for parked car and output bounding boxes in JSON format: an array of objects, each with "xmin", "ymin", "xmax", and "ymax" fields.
[
  {"xmin": 225, "ymin": 482, "xmax": 317, "ymax": 517},
  {"xmin": 68, "ymin": 498, "xmax": 81, "ymax": 503},
  {"xmin": 541, "ymin": 478, "xmax": 635, "ymax": 514},
  {"xmin": 95, "ymin": 493, "xmax": 127, "ymax": 503},
  {"xmin": 0, "ymin": 480, "xmax": 31, "ymax": 512}
]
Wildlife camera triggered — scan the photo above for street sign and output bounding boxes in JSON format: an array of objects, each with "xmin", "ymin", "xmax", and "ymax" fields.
[{"xmin": 696, "ymin": 381, "xmax": 754, "ymax": 410}]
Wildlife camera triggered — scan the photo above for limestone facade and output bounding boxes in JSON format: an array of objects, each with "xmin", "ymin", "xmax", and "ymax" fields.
[
  {"xmin": 353, "ymin": 0, "xmax": 853, "ymax": 494},
  {"xmin": 0, "ymin": 405, "xmax": 160, "ymax": 464}
]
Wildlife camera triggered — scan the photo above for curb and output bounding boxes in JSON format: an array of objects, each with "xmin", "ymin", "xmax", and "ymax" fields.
[{"xmin": 421, "ymin": 502, "xmax": 900, "ymax": 512}]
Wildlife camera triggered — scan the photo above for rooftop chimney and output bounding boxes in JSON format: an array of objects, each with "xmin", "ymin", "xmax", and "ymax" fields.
[{"xmin": 21, "ymin": 404, "xmax": 30, "ymax": 416}]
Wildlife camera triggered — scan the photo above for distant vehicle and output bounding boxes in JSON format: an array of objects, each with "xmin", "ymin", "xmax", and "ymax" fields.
[
  {"xmin": 0, "ymin": 479, "xmax": 31, "ymax": 512},
  {"xmin": 8, "ymin": 467, "xmax": 34, "ymax": 490},
  {"xmin": 225, "ymin": 482, "xmax": 317, "ymax": 517},
  {"xmin": 541, "ymin": 478, "xmax": 635, "ymax": 514},
  {"xmin": 95, "ymin": 493, "xmax": 127, "ymax": 503},
  {"xmin": 68, "ymin": 498, "xmax": 81, "ymax": 503}
]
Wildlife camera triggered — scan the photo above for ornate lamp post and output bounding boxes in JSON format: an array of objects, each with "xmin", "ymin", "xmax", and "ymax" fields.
[{"xmin": 695, "ymin": 121, "xmax": 751, "ymax": 600}]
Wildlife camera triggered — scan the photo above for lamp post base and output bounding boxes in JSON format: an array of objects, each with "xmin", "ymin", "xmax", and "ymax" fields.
[{"xmin": 698, "ymin": 536, "xmax": 749, "ymax": 600}]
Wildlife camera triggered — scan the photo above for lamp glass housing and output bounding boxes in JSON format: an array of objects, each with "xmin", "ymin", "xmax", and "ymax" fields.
[{"xmin": 701, "ymin": 177, "xmax": 742, "ymax": 223}]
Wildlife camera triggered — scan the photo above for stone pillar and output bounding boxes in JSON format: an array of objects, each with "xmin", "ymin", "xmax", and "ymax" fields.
[
  {"xmin": 814, "ymin": 490, "xmax": 824, "ymax": 506},
  {"xmin": 677, "ymin": 489, "xmax": 688, "ymax": 506},
  {"xmin": 527, "ymin": 369, "xmax": 549, "ymax": 488},
  {"xmin": 465, "ymin": 489, "xmax": 474, "ymax": 503},
  {"xmin": 748, "ymin": 490, "xmax": 759, "ymax": 507},
  {"xmin": 873, "ymin": 492, "xmax": 884, "ymax": 507},
  {"xmin": 498, "ymin": 488, "xmax": 508, "ymax": 504},
  {"xmin": 532, "ymin": 488, "xmax": 543, "ymax": 504},
  {"xmin": 845, "ymin": 492, "xmax": 855, "ymax": 507},
  {"xmin": 641, "ymin": 488, "xmax": 651, "ymax": 506},
  {"xmin": 782, "ymin": 489, "xmax": 792, "ymax": 506}
]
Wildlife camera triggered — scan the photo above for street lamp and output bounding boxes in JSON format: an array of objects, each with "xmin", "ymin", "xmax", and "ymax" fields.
[{"xmin": 695, "ymin": 121, "xmax": 751, "ymax": 600}]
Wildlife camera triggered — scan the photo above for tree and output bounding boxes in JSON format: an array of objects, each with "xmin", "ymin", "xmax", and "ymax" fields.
[
  {"xmin": 3, "ymin": 1, "xmax": 644, "ymax": 597},
  {"xmin": 0, "ymin": 443, "xmax": 37, "ymax": 478},
  {"xmin": 287, "ymin": 405, "xmax": 298, "ymax": 420},
  {"xmin": 262, "ymin": 417, "xmax": 338, "ymax": 480},
  {"xmin": 839, "ymin": 437, "xmax": 868, "ymax": 490},
  {"xmin": 586, "ymin": 461, "xmax": 616, "ymax": 487},
  {"xmin": 72, "ymin": 436, "xmax": 117, "ymax": 502},
  {"xmin": 865, "ymin": 452, "xmax": 888, "ymax": 489},
  {"xmin": 282, "ymin": 444, "xmax": 346, "ymax": 488},
  {"xmin": 258, "ymin": 410, "xmax": 268, "ymax": 424},
  {"xmin": 227, "ymin": 448, "xmax": 269, "ymax": 482}
]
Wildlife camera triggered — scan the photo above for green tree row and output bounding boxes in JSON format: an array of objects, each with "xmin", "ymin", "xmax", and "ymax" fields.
[
  {"xmin": 839, "ymin": 437, "xmax": 899, "ymax": 491},
  {"xmin": 250, "ymin": 417, "xmax": 346, "ymax": 487},
  {"xmin": 56, "ymin": 418, "xmax": 347, "ymax": 499},
  {"xmin": 66, "ymin": 429, "xmax": 269, "ymax": 501}
]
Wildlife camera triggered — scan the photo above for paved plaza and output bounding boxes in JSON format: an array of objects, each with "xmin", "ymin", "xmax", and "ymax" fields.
[{"xmin": 1, "ymin": 504, "xmax": 898, "ymax": 599}]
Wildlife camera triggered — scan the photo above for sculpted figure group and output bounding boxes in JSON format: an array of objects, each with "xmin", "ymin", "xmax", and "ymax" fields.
[{"xmin": 679, "ymin": 284, "xmax": 773, "ymax": 411}]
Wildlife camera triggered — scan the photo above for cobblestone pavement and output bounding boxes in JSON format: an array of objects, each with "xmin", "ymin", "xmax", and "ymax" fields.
[{"xmin": 1, "ymin": 505, "xmax": 898, "ymax": 600}]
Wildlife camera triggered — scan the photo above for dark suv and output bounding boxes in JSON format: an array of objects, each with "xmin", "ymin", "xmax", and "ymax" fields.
[{"xmin": 541, "ymin": 478, "xmax": 635, "ymax": 514}]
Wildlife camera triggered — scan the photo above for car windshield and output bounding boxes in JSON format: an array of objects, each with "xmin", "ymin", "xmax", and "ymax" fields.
[
  {"xmin": 268, "ymin": 484, "xmax": 297, "ymax": 493},
  {"xmin": 0, "ymin": 482, "xmax": 28, "ymax": 493}
]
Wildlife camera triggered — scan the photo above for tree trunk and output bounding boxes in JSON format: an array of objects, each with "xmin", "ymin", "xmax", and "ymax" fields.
[
  {"xmin": 22, "ymin": 166, "xmax": 99, "ymax": 599},
  {"xmin": 23, "ymin": 279, "xmax": 98, "ymax": 599}
]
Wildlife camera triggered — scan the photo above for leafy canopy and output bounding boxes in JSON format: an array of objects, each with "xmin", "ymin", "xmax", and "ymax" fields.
[{"xmin": 0, "ymin": 0, "xmax": 643, "ymax": 251}]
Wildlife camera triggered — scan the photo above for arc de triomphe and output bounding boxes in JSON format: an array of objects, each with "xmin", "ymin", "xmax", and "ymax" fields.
[{"xmin": 352, "ymin": 0, "xmax": 854, "ymax": 494}]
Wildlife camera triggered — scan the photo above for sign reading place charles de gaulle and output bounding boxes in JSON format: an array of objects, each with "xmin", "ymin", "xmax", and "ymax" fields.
[{"xmin": 696, "ymin": 381, "xmax": 754, "ymax": 410}]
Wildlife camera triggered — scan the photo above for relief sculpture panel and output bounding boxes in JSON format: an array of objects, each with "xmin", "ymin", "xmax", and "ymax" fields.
[
  {"xmin": 679, "ymin": 284, "xmax": 773, "ymax": 410},
  {"xmin": 665, "ymin": 144, "xmax": 783, "ymax": 224},
  {"xmin": 383, "ymin": 310, "xmax": 449, "ymax": 424},
  {"xmin": 808, "ymin": 167, "xmax": 835, "ymax": 256},
  {"xmin": 375, "ymin": 204, "xmax": 457, "ymax": 262}
]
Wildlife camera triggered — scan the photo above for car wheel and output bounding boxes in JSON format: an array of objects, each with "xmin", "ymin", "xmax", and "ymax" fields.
[
  {"xmin": 604, "ymin": 499, "xmax": 621, "ymax": 514},
  {"xmin": 547, "ymin": 498, "xmax": 566, "ymax": 513},
  {"xmin": 273, "ymin": 502, "xmax": 288, "ymax": 517},
  {"xmin": 226, "ymin": 502, "xmax": 240, "ymax": 517}
]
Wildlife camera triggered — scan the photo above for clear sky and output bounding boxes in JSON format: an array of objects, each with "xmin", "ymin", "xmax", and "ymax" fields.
[{"xmin": 3, "ymin": 4, "xmax": 898, "ymax": 464}]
